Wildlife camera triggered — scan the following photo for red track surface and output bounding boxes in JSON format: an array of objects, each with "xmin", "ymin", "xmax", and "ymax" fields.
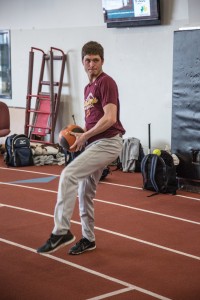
[{"xmin": 0, "ymin": 156, "xmax": 200, "ymax": 300}]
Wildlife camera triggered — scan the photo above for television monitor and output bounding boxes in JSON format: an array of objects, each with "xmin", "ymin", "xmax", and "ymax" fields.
[{"xmin": 102, "ymin": 0, "xmax": 161, "ymax": 28}]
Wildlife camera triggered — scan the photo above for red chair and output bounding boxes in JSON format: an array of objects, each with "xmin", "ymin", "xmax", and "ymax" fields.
[{"xmin": 0, "ymin": 101, "xmax": 10, "ymax": 138}]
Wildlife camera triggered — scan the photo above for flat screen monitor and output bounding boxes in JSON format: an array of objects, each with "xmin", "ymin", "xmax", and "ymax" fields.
[{"xmin": 102, "ymin": 0, "xmax": 161, "ymax": 28}]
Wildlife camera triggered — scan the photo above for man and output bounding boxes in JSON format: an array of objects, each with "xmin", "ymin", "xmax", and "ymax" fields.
[{"xmin": 37, "ymin": 41, "xmax": 125, "ymax": 255}]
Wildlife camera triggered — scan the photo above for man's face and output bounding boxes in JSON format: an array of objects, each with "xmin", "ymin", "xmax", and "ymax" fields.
[{"xmin": 82, "ymin": 54, "xmax": 104, "ymax": 82}]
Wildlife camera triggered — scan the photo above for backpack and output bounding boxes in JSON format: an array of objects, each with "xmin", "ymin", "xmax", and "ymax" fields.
[
  {"xmin": 4, "ymin": 134, "xmax": 33, "ymax": 167},
  {"xmin": 135, "ymin": 143, "xmax": 145, "ymax": 172},
  {"xmin": 141, "ymin": 151, "xmax": 178, "ymax": 195}
]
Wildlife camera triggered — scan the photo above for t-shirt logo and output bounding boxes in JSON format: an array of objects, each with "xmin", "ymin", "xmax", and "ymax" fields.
[{"xmin": 84, "ymin": 92, "xmax": 98, "ymax": 118}]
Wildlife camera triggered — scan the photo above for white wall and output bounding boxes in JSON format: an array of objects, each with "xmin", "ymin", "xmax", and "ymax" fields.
[{"xmin": 0, "ymin": 0, "xmax": 199, "ymax": 152}]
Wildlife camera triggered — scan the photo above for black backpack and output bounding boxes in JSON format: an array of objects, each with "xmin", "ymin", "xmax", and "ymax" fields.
[
  {"xmin": 4, "ymin": 134, "xmax": 33, "ymax": 167},
  {"xmin": 141, "ymin": 151, "xmax": 178, "ymax": 195},
  {"xmin": 135, "ymin": 143, "xmax": 145, "ymax": 172}
]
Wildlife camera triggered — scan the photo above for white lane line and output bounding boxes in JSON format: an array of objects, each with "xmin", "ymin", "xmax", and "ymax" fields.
[
  {"xmin": 0, "ymin": 166, "xmax": 60, "ymax": 177},
  {"xmin": 100, "ymin": 182, "xmax": 200, "ymax": 202},
  {"xmin": 1, "ymin": 204, "xmax": 53, "ymax": 217},
  {"xmin": 86, "ymin": 287, "xmax": 137, "ymax": 300},
  {"xmin": 94, "ymin": 199, "xmax": 200, "ymax": 226},
  {"xmin": 0, "ymin": 238, "xmax": 172, "ymax": 300},
  {"xmin": 100, "ymin": 181, "xmax": 142, "ymax": 190},
  {"xmin": 93, "ymin": 224, "xmax": 200, "ymax": 261},
  {"xmin": 1, "ymin": 204, "xmax": 200, "ymax": 261},
  {"xmin": 176, "ymin": 194, "xmax": 200, "ymax": 202},
  {"xmin": 0, "ymin": 181, "xmax": 199, "ymax": 226},
  {"xmin": 0, "ymin": 182, "xmax": 57, "ymax": 193},
  {"xmin": 1, "ymin": 166, "xmax": 200, "ymax": 202}
]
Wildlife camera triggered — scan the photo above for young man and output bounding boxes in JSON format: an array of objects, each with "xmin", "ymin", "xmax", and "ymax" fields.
[{"xmin": 37, "ymin": 41, "xmax": 125, "ymax": 255}]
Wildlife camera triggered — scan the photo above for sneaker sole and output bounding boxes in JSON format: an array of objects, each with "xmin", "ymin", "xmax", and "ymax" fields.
[
  {"xmin": 69, "ymin": 244, "xmax": 96, "ymax": 255},
  {"xmin": 38, "ymin": 236, "xmax": 76, "ymax": 254}
]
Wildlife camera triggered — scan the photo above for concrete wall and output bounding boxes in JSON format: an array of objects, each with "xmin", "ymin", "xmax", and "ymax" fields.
[{"xmin": 0, "ymin": 0, "xmax": 200, "ymax": 152}]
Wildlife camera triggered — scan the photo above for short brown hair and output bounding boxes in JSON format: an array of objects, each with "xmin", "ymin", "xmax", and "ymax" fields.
[{"xmin": 82, "ymin": 41, "xmax": 104, "ymax": 60}]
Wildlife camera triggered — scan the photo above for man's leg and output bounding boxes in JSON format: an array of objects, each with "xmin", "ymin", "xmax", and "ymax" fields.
[
  {"xmin": 37, "ymin": 135, "xmax": 122, "ymax": 254},
  {"xmin": 68, "ymin": 135, "xmax": 123, "ymax": 255},
  {"xmin": 79, "ymin": 169, "xmax": 103, "ymax": 240}
]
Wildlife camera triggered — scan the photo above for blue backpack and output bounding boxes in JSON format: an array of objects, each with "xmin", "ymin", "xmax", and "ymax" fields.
[
  {"xmin": 4, "ymin": 134, "xmax": 33, "ymax": 167},
  {"xmin": 141, "ymin": 151, "xmax": 178, "ymax": 196}
]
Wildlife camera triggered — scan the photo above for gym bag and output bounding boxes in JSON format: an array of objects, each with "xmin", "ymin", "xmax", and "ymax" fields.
[
  {"xmin": 4, "ymin": 134, "xmax": 33, "ymax": 167},
  {"xmin": 141, "ymin": 151, "xmax": 178, "ymax": 196}
]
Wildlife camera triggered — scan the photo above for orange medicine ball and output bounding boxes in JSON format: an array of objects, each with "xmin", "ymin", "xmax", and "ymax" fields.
[{"xmin": 59, "ymin": 124, "xmax": 84, "ymax": 152}]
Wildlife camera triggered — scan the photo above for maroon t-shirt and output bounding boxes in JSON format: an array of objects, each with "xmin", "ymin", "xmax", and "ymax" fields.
[{"xmin": 84, "ymin": 72, "xmax": 125, "ymax": 144}]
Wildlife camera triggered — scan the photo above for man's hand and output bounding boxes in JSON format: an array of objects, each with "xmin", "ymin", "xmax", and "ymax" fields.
[{"xmin": 69, "ymin": 132, "xmax": 87, "ymax": 152}]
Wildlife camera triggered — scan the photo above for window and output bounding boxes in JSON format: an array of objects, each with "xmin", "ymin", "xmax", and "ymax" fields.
[{"xmin": 0, "ymin": 30, "xmax": 12, "ymax": 99}]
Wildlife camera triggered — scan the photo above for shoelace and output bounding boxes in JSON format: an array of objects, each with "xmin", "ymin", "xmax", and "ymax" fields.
[{"xmin": 77, "ymin": 238, "xmax": 88, "ymax": 249}]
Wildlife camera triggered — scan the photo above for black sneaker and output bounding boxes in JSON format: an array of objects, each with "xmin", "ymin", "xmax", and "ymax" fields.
[
  {"xmin": 37, "ymin": 230, "xmax": 75, "ymax": 254},
  {"xmin": 68, "ymin": 237, "xmax": 96, "ymax": 255}
]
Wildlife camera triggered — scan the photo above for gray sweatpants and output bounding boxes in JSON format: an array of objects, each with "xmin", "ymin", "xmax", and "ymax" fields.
[{"xmin": 52, "ymin": 134, "xmax": 123, "ymax": 241}]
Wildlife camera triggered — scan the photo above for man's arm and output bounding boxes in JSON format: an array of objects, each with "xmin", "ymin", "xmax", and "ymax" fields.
[{"xmin": 85, "ymin": 103, "xmax": 117, "ymax": 139}]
